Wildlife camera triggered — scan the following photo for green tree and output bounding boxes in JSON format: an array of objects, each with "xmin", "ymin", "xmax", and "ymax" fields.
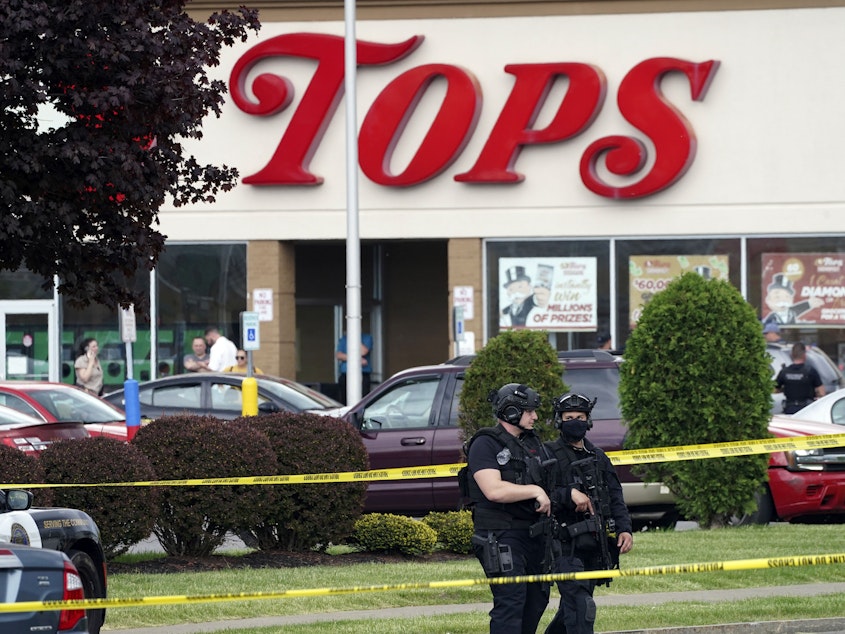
[
  {"xmin": 619, "ymin": 272, "xmax": 773, "ymax": 528},
  {"xmin": 459, "ymin": 329, "xmax": 565, "ymax": 442},
  {"xmin": 0, "ymin": 0, "xmax": 259, "ymax": 309}
]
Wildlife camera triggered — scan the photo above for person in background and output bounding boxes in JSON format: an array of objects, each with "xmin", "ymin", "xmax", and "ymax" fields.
[
  {"xmin": 205, "ymin": 326, "xmax": 238, "ymax": 371},
  {"xmin": 75, "ymin": 338, "xmax": 103, "ymax": 396},
  {"xmin": 183, "ymin": 336, "xmax": 211, "ymax": 372},
  {"xmin": 596, "ymin": 331, "xmax": 612, "ymax": 350},
  {"xmin": 763, "ymin": 322, "xmax": 784, "ymax": 343},
  {"xmin": 336, "ymin": 332, "xmax": 373, "ymax": 404},
  {"xmin": 775, "ymin": 342, "xmax": 825, "ymax": 414},
  {"xmin": 223, "ymin": 349, "xmax": 263, "ymax": 374}
]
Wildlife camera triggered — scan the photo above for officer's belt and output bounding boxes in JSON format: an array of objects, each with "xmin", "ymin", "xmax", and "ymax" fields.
[{"xmin": 473, "ymin": 507, "xmax": 535, "ymax": 530}]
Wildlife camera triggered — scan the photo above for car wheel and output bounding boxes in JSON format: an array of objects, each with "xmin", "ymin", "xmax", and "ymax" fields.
[
  {"xmin": 69, "ymin": 549, "xmax": 105, "ymax": 634},
  {"xmin": 729, "ymin": 486, "xmax": 775, "ymax": 526}
]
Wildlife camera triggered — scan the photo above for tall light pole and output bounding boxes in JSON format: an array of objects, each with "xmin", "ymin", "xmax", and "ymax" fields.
[{"xmin": 344, "ymin": 0, "xmax": 362, "ymax": 406}]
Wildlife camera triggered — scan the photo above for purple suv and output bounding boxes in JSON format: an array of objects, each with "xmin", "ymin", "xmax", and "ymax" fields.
[{"xmin": 340, "ymin": 350, "xmax": 677, "ymax": 525}]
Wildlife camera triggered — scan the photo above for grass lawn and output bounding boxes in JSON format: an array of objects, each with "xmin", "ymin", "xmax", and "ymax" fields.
[{"xmin": 103, "ymin": 523, "xmax": 845, "ymax": 632}]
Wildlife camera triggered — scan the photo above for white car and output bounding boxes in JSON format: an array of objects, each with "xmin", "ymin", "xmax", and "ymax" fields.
[{"xmin": 787, "ymin": 390, "xmax": 845, "ymax": 427}]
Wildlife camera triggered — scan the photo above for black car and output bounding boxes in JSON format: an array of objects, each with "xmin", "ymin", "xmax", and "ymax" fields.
[
  {"xmin": 102, "ymin": 372, "xmax": 342, "ymax": 420},
  {"xmin": 0, "ymin": 542, "xmax": 89, "ymax": 634},
  {"xmin": 1, "ymin": 489, "xmax": 93, "ymax": 634},
  {"xmin": 1, "ymin": 489, "xmax": 106, "ymax": 634}
]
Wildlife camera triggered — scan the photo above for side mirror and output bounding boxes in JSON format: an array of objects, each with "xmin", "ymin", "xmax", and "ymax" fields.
[{"xmin": 5, "ymin": 489, "xmax": 33, "ymax": 511}]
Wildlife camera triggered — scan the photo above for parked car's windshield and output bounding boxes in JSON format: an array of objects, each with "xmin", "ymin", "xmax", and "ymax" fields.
[
  {"xmin": 0, "ymin": 387, "xmax": 125, "ymax": 423},
  {"xmin": 258, "ymin": 377, "xmax": 342, "ymax": 410},
  {"xmin": 564, "ymin": 367, "xmax": 621, "ymax": 420}
]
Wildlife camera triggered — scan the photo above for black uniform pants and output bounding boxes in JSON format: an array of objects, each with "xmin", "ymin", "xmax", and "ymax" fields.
[
  {"xmin": 544, "ymin": 553, "xmax": 600, "ymax": 634},
  {"xmin": 473, "ymin": 528, "xmax": 549, "ymax": 634}
]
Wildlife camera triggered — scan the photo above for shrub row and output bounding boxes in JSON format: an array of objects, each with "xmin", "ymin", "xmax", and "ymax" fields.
[
  {"xmin": 351, "ymin": 511, "xmax": 473, "ymax": 556},
  {"xmin": 2, "ymin": 416, "xmax": 473, "ymax": 559}
]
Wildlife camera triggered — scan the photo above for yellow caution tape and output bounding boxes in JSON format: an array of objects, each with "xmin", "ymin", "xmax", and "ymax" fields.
[
  {"xmin": 1, "ymin": 464, "xmax": 464, "ymax": 489},
  {"xmin": 607, "ymin": 432, "xmax": 845, "ymax": 466},
  {"xmin": 4, "ymin": 433, "xmax": 844, "ymax": 489},
  {"xmin": 0, "ymin": 552, "xmax": 842, "ymax": 613}
]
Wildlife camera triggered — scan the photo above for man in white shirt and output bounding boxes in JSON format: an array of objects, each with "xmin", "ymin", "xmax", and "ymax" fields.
[{"xmin": 205, "ymin": 327, "xmax": 238, "ymax": 371}]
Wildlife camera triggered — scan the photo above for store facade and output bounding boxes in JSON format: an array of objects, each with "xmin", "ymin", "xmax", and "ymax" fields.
[{"xmin": 3, "ymin": 1, "xmax": 845, "ymax": 391}]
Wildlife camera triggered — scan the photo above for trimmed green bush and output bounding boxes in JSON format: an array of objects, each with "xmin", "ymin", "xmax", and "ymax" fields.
[
  {"xmin": 352, "ymin": 513, "xmax": 437, "ymax": 556},
  {"xmin": 40, "ymin": 437, "xmax": 159, "ymax": 558},
  {"xmin": 0, "ymin": 446, "xmax": 53, "ymax": 507},
  {"xmin": 459, "ymin": 329, "xmax": 566, "ymax": 441},
  {"xmin": 239, "ymin": 412, "xmax": 369, "ymax": 551},
  {"xmin": 133, "ymin": 415, "xmax": 279, "ymax": 556},
  {"xmin": 619, "ymin": 272, "xmax": 772, "ymax": 528},
  {"xmin": 422, "ymin": 510, "xmax": 473, "ymax": 554}
]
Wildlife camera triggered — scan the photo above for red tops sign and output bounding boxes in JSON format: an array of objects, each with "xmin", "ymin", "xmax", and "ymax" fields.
[{"xmin": 229, "ymin": 33, "xmax": 719, "ymax": 199}]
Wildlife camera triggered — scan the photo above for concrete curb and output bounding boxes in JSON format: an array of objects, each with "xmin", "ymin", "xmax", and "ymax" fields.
[{"xmin": 110, "ymin": 582, "xmax": 845, "ymax": 634}]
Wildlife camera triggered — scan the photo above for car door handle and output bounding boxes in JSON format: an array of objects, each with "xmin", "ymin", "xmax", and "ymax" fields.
[{"xmin": 401, "ymin": 437, "xmax": 426, "ymax": 446}]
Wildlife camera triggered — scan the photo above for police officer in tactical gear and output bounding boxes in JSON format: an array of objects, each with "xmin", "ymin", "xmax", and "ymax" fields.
[
  {"xmin": 544, "ymin": 393, "xmax": 633, "ymax": 634},
  {"xmin": 775, "ymin": 342, "xmax": 825, "ymax": 414},
  {"xmin": 465, "ymin": 383, "xmax": 553, "ymax": 634}
]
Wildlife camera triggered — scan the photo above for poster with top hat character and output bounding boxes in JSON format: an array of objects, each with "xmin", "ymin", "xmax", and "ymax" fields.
[
  {"xmin": 761, "ymin": 253, "xmax": 843, "ymax": 326},
  {"xmin": 499, "ymin": 257, "xmax": 597, "ymax": 331},
  {"xmin": 629, "ymin": 255, "xmax": 729, "ymax": 326}
]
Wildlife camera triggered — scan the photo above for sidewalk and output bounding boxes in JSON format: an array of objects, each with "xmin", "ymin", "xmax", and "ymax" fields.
[{"xmin": 111, "ymin": 581, "xmax": 845, "ymax": 634}]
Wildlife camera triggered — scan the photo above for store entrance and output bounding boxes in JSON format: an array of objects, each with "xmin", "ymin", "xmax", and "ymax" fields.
[{"xmin": 0, "ymin": 300, "xmax": 60, "ymax": 382}]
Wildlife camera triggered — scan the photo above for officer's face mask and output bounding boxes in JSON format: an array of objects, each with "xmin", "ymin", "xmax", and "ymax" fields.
[{"xmin": 560, "ymin": 416, "xmax": 590, "ymax": 442}]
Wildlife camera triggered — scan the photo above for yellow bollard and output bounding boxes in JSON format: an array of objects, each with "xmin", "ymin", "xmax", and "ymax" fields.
[{"xmin": 241, "ymin": 377, "xmax": 258, "ymax": 416}]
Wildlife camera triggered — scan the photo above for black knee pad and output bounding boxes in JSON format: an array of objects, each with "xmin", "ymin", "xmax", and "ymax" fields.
[{"xmin": 584, "ymin": 596, "xmax": 596, "ymax": 623}]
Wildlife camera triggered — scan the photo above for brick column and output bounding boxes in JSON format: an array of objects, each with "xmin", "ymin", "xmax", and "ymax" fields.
[
  {"xmin": 247, "ymin": 241, "xmax": 296, "ymax": 378},
  {"xmin": 447, "ymin": 238, "xmax": 483, "ymax": 356}
]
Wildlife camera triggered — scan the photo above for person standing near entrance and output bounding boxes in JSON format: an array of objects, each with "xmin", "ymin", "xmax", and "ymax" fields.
[
  {"xmin": 183, "ymin": 336, "xmax": 211, "ymax": 372},
  {"xmin": 223, "ymin": 349, "xmax": 263, "ymax": 374},
  {"xmin": 336, "ymin": 332, "xmax": 373, "ymax": 404},
  {"xmin": 775, "ymin": 342, "xmax": 825, "ymax": 414},
  {"xmin": 205, "ymin": 327, "xmax": 238, "ymax": 372},
  {"xmin": 75, "ymin": 338, "xmax": 103, "ymax": 396}
]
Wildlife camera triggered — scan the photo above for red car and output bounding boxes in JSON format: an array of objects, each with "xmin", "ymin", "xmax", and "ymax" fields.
[
  {"xmin": 0, "ymin": 403, "xmax": 90, "ymax": 453},
  {"xmin": 760, "ymin": 415, "xmax": 845, "ymax": 523},
  {"xmin": 0, "ymin": 381, "xmax": 127, "ymax": 441}
]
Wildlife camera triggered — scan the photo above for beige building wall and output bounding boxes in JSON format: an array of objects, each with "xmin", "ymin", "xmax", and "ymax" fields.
[
  {"xmin": 246, "ymin": 241, "xmax": 297, "ymax": 377},
  {"xmin": 190, "ymin": 0, "xmax": 845, "ymax": 21}
]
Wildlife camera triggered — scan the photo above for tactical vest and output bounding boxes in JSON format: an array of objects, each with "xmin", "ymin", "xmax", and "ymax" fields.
[
  {"xmin": 779, "ymin": 363, "xmax": 815, "ymax": 413},
  {"xmin": 546, "ymin": 439, "xmax": 614, "ymax": 527},
  {"xmin": 460, "ymin": 425, "xmax": 548, "ymax": 528}
]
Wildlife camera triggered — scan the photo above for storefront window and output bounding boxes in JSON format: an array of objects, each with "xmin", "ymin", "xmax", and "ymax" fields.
[
  {"xmin": 62, "ymin": 269, "xmax": 150, "ymax": 389},
  {"xmin": 155, "ymin": 243, "xmax": 247, "ymax": 375},
  {"xmin": 0, "ymin": 269, "xmax": 54, "ymax": 300},
  {"xmin": 486, "ymin": 240, "xmax": 611, "ymax": 350},
  {"xmin": 747, "ymin": 236, "xmax": 845, "ymax": 368},
  {"xmin": 615, "ymin": 238, "xmax": 742, "ymax": 350},
  {"xmin": 59, "ymin": 243, "xmax": 246, "ymax": 391}
]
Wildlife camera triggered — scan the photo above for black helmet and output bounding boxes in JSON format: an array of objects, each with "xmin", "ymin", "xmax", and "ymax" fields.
[
  {"xmin": 488, "ymin": 383, "xmax": 541, "ymax": 426},
  {"xmin": 553, "ymin": 392, "xmax": 597, "ymax": 429}
]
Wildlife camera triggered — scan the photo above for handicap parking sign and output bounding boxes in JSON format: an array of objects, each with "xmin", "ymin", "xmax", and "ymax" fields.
[{"xmin": 241, "ymin": 311, "xmax": 260, "ymax": 350}]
